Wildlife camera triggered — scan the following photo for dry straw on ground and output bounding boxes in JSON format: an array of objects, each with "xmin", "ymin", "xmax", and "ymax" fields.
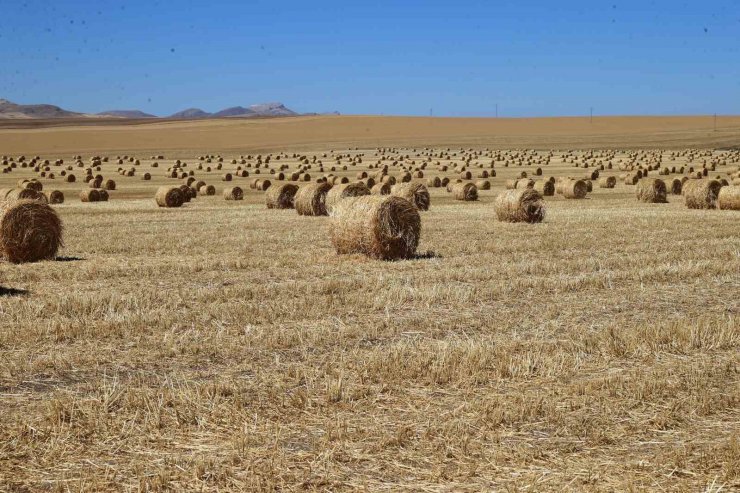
[
  {"xmin": 266, "ymin": 183, "xmax": 299, "ymax": 209},
  {"xmin": 494, "ymin": 189, "xmax": 546, "ymax": 223},
  {"xmin": 451, "ymin": 182, "xmax": 478, "ymax": 201},
  {"xmin": 295, "ymin": 182, "xmax": 332, "ymax": 216},
  {"xmin": 718, "ymin": 185, "xmax": 740, "ymax": 210},
  {"xmin": 636, "ymin": 178, "xmax": 668, "ymax": 203},
  {"xmin": 155, "ymin": 186, "xmax": 185, "ymax": 208},
  {"xmin": 329, "ymin": 195, "xmax": 420, "ymax": 260},
  {"xmin": 683, "ymin": 179, "xmax": 722, "ymax": 209},
  {"xmin": 0, "ymin": 199, "xmax": 62, "ymax": 263},
  {"xmin": 325, "ymin": 182, "xmax": 371, "ymax": 214},
  {"xmin": 391, "ymin": 182, "xmax": 430, "ymax": 211}
]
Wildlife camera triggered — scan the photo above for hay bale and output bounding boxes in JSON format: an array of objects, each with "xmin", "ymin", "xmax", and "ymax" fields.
[
  {"xmin": 223, "ymin": 186, "xmax": 244, "ymax": 201},
  {"xmin": 266, "ymin": 183, "xmax": 299, "ymax": 209},
  {"xmin": 104, "ymin": 179, "xmax": 116, "ymax": 190},
  {"xmin": 669, "ymin": 178, "xmax": 683, "ymax": 195},
  {"xmin": 494, "ymin": 189, "xmax": 545, "ymax": 223},
  {"xmin": 451, "ymin": 182, "xmax": 478, "ymax": 201},
  {"xmin": 598, "ymin": 176, "xmax": 616, "ymax": 188},
  {"xmin": 178, "ymin": 185, "xmax": 192, "ymax": 202},
  {"xmin": 636, "ymin": 178, "xmax": 667, "ymax": 203},
  {"xmin": 427, "ymin": 176, "xmax": 442, "ymax": 188},
  {"xmin": 391, "ymin": 182, "xmax": 430, "ymax": 211},
  {"xmin": 371, "ymin": 182, "xmax": 392, "ymax": 195},
  {"xmin": 3, "ymin": 188, "xmax": 46, "ymax": 202},
  {"xmin": 505, "ymin": 179, "xmax": 518, "ymax": 189},
  {"xmin": 46, "ymin": 190, "xmax": 64, "ymax": 204},
  {"xmin": 325, "ymin": 182, "xmax": 371, "ymax": 214},
  {"xmin": 97, "ymin": 189, "xmax": 109, "ymax": 202},
  {"xmin": 683, "ymin": 179, "xmax": 722, "ymax": 209},
  {"xmin": 155, "ymin": 186, "xmax": 185, "ymax": 208},
  {"xmin": 0, "ymin": 199, "xmax": 63, "ymax": 263},
  {"xmin": 515, "ymin": 178, "xmax": 534, "ymax": 189},
  {"xmin": 257, "ymin": 179, "xmax": 272, "ymax": 191},
  {"xmin": 79, "ymin": 189, "xmax": 100, "ymax": 202},
  {"xmin": 533, "ymin": 180, "xmax": 555, "ymax": 196},
  {"xmin": 561, "ymin": 179, "xmax": 588, "ymax": 199},
  {"xmin": 329, "ymin": 195, "xmax": 420, "ymax": 260},
  {"xmin": 624, "ymin": 174, "xmax": 639, "ymax": 185},
  {"xmin": 476, "ymin": 180, "xmax": 491, "ymax": 190},
  {"xmin": 295, "ymin": 182, "xmax": 332, "ymax": 216},
  {"xmin": 200, "ymin": 185, "xmax": 216, "ymax": 196},
  {"xmin": 718, "ymin": 186, "xmax": 740, "ymax": 210}
]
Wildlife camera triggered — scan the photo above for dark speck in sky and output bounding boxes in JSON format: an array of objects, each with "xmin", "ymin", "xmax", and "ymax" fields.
[
  {"xmin": 704, "ymin": 27, "xmax": 708, "ymax": 32},
  {"xmin": 170, "ymin": 48, "xmax": 175, "ymax": 52}
]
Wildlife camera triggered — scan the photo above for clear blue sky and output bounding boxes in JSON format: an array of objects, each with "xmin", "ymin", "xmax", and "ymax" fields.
[{"xmin": 1, "ymin": 0, "xmax": 738, "ymax": 117}]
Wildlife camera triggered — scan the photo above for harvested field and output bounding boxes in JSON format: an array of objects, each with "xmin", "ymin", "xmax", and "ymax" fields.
[{"xmin": 0, "ymin": 122, "xmax": 738, "ymax": 492}]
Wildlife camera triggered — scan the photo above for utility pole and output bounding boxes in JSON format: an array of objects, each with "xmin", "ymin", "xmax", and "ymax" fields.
[{"xmin": 430, "ymin": 108, "xmax": 433, "ymax": 117}]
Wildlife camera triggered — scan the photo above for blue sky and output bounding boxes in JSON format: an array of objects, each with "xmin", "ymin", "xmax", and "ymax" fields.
[{"xmin": 1, "ymin": 0, "xmax": 738, "ymax": 117}]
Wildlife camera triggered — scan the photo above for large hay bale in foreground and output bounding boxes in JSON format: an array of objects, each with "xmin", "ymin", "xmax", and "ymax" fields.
[
  {"xmin": 683, "ymin": 179, "xmax": 722, "ymax": 209},
  {"xmin": 155, "ymin": 186, "xmax": 185, "ymax": 208},
  {"xmin": 0, "ymin": 199, "xmax": 63, "ymax": 263},
  {"xmin": 494, "ymin": 189, "xmax": 545, "ymax": 223},
  {"xmin": 718, "ymin": 186, "xmax": 740, "ymax": 210},
  {"xmin": 636, "ymin": 178, "xmax": 667, "ymax": 203},
  {"xmin": 598, "ymin": 176, "xmax": 616, "ymax": 188},
  {"xmin": 223, "ymin": 186, "xmax": 243, "ymax": 201},
  {"xmin": 329, "ymin": 195, "xmax": 420, "ymax": 260},
  {"xmin": 295, "ymin": 182, "xmax": 332, "ymax": 216},
  {"xmin": 325, "ymin": 182, "xmax": 371, "ymax": 214},
  {"xmin": 451, "ymin": 182, "xmax": 478, "ymax": 201},
  {"xmin": 266, "ymin": 183, "xmax": 299, "ymax": 209},
  {"xmin": 391, "ymin": 182, "xmax": 430, "ymax": 211},
  {"xmin": 533, "ymin": 180, "xmax": 554, "ymax": 196},
  {"xmin": 561, "ymin": 179, "xmax": 588, "ymax": 199}
]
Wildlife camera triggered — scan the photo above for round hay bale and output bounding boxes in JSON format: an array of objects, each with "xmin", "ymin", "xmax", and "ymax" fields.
[
  {"xmin": 371, "ymin": 182, "xmax": 392, "ymax": 195},
  {"xmin": 97, "ymin": 189, "xmax": 109, "ymax": 202},
  {"xmin": 505, "ymin": 179, "xmax": 518, "ymax": 190},
  {"xmin": 142, "ymin": 172, "xmax": 151, "ymax": 180},
  {"xmin": 561, "ymin": 179, "xmax": 588, "ymax": 199},
  {"xmin": 598, "ymin": 176, "xmax": 617, "ymax": 188},
  {"xmin": 257, "ymin": 179, "xmax": 272, "ymax": 191},
  {"xmin": 451, "ymin": 182, "xmax": 478, "ymax": 201},
  {"xmin": 266, "ymin": 183, "xmax": 299, "ymax": 209},
  {"xmin": 23, "ymin": 180, "xmax": 43, "ymax": 192},
  {"xmin": 476, "ymin": 180, "xmax": 491, "ymax": 190},
  {"xmin": 636, "ymin": 178, "xmax": 667, "ymax": 203},
  {"xmin": 222, "ymin": 173, "xmax": 233, "ymax": 182},
  {"xmin": 329, "ymin": 195, "xmax": 420, "ymax": 260},
  {"xmin": 65, "ymin": 174, "xmax": 76, "ymax": 183},
  {"xmin": 295, "ymin": 182, "xmax": 333, "ymax": 216},
  {"xmin": 104, "ymin": 179, "xmax": 116, "ymax": 190},
  {"xmin": 200, "ymin": 185, "xmax": 216, "ymax": 196},
  {"xmin": 683, "ymin": 179, "xmax": 722, "ymax": 209},
  {"xmin": 515, "ymin": 178, "xmax": 534, "ymax": 189},
  {"xmin": 533, "ymin": 180, "xmax": 555, "ymax": 196},
  {"xmin": 46, "ymin": 190, "xmax": 64, "ymax": 204},
  {"xmin": 79, "ymin": 189, "xmax": 100, "ymax": 202},
  {"xmin": 718, "ymin": 186, "xmax": 740, "ymax": 210},
  {"xmin": 427, "ymin": 176, "xmax": 442, "ymax": 188},
  {"xmin": 155, "ymin": 186, "xmax": 185, "ymax": 208},
  {"xmin": 494, "ymin": 189, "xmax": 545, "ymax": 223},
  {"xmin": 670, "ymin": 178, "xmax": 682, "ymax": 195},
  {"xmin": 325, "ymin": 182, "xmax": 371, "ymax": 213},
  {"xmin": 0, "ymin": 199, "xmax": 63, "ymax": 263},
  {"xmin": 223, "ymin": 186, "xmax": 244, "ymax": 201},
  {"xmin": 178, "ymin": 185, "xmax": 192, "ymax": 202},
  {"xmin": 391, "ymin": 182, "xmax": 430, "ymax": 211},
  {"xmin": 624, "ymin": 174, "xmax": 639, "ymax": 185},
  {"xmin": 4, "ymin": 188, "xmax": 46, "ymax": 202}
]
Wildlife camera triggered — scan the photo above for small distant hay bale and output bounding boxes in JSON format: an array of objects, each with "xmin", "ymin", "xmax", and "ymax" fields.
[
  {"xmin": 295, "ymin": 182, "xmax": 333, "ymax": 216},
  {"xmin": 0, "ymin": 199, "xmax": 63, "ymax": 263},
  {"xmin": 391, "ymin": 182, "xmax": 430, "ymax": 211},
  {"xmin": 142, "ymin": 172, "xmax": 151, "ymax": 180},
  {"xmin": 669, "ymin": 178, "xmax": 682, "ymax": 195},
  {"xmin": 223, "ymin": 186, "xmax": 244, "ymax": 201},
  {"xmin": 266, "ymin": 183, "xmax": 299, "ymax": 209},
  {"xmin": 46, "ymin": 190, "xmax": 64, "ymax": 204},
  {"xmin": 533, "ymin": 180, "xmax": 555, "ymax": 196},
  {"xmin": 155, "ymin": 186, "xmax": 185, "ymax": 208},
  {"xmin": 494, "ymin": 189, "xmax": 545, "ymax": 223},
  {"xmin": 97, "ymin": 189, "xmax": 109, "ymax": 202},
  {"xmin": 65, "ymin": 173, "xmax": 76, "ymax": 183},
  {"xmin": 451, "ymin": 182, "xmax": 478, "ymax": 201},
  {"xmin": 329, "ymin": 195, "xmax": 420, "ymax": 260},
  {"xmin": 476, "ymin": 180, "xmax": 491, "ymax": 190},
  {"xmin": 515, "ymin": 178, "xmax": 534, "ymax": 189},
  {"xmin": 200, "ymin": 185, "xmax": 216, "ymax": 196},
  {"xmin": 104, "ymin": 179, "xmax": 116, "ymax": 190},
  {"xmin": 222, "ymin": 173, "xmax": 233, "ymax": 182},
  {"xmin": 371, "ymin": 182, "xmax": 392, "ymax": 195},
  {"xmin": 325, "ymin": 182, "xmax": 371, "ymax": 214},
  {"xmin": 636, "ymin": 178, "xmax": 667, "ymax": 203},
  {"xmin": 718, "ymin": 186, "xmax": 740, "ymax": 210},
  {"xmin": 427, "ymin": 176, "xmax": 442, "ymax": 188},
  {"xmin": 598, "ymin": 176, "xmax": 616, "ymax": 188},
  {"xmin": 683, "ymin": 179, "xmax": 722, "ymax": 209},
  {"xmin": 79, "ymin": 189, "xmax": 100, "ymax": 202},
  {"xmin": 561, "ymin": 179, "xmax": 588, "ymax": 199}
]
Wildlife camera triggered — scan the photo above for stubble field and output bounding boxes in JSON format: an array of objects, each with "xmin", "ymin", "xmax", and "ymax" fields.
[{"xmin": 0, "ymin": 116, "xmax": 738, "ymax": 492}]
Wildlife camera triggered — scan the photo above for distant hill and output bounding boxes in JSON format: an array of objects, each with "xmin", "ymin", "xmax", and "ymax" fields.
[
  {"xmin": 97, "ymin": 110, "xmax": 157, "ymax": 118},
  {"xmin": 169, "ymin": 108, "xmax": 212, "ymax": 119},
  {"xmin": 212, "ymin": 106, "xmax": 255, "ymax": 118},
  {"xmin": 248, "ymin": 102, "xmax": 297, "ymax": 116},
  {"xmin": 0, "ymin": 98, "xmax": 84, "ymax": 119}
]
